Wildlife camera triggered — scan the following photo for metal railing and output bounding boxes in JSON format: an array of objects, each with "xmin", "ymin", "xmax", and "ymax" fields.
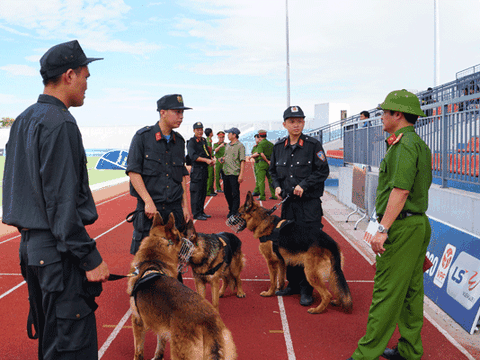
[{"xmin": 343, "ymin": 93, "xmax": 480, "ymax": 189}]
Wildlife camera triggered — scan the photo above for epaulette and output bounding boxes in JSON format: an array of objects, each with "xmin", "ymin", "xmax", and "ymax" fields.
[
  {"xmin": 136, "ymin": 125, "xmax": 153, "ymax": 135},
  {"xmin": 274, "ymin": 136, "xmax": 288, "ymax": 146},
  {"xmin": 172, "ymin": 130, "xmax": 185, "ymax": 142},
  {"xmin": 303, "ymin": 135, "xmax": 319, "ymax": 144}
]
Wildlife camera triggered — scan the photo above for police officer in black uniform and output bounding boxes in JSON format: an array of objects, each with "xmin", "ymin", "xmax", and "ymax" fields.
[
  {"xmin": 187, "ymin": 122, "xmax": 215, "ymax": 220},
  {"xmin": 270, "ymin": 105, "xmax": 330, "ymax": 306},
  {"xmin": 2, "ymin": 40, "xmax": 109, "ymax": 360},
  {"xmin": 126, "ymin": 94, "xmax": 192, "ymax": 255}
]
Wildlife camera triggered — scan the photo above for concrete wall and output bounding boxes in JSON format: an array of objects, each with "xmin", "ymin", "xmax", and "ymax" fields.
[{"xmin": 337, "ymin": 165, "xmax": 480, "ymax": 236}]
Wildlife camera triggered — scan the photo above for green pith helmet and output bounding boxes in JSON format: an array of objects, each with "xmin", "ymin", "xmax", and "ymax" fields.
[{"xmin": 378, "ymin": 89, "xmax": 426, "ymax": 117}]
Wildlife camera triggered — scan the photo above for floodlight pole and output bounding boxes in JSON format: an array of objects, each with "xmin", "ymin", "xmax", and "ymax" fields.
[
  {"xmin": 434, "ymin": 0, "xmax": 440, "ymax": 87},
  {"xmin": 286, "ymin": 0, "xmax": 291, "ymax": 107}
]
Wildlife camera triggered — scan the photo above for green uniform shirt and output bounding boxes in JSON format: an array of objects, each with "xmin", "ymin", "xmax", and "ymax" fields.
[
  {"xmin": 376, "ymin": 126, "xmax": 432, "ymax": 215},
  {"xmin": 252, "ymin": 144, "xmax": 261, "ymax": 163},
  {"xmin": 223, "ymin": 141, "xmax": 245, "ymax": 176},
  {"xmin": 256, "ymin": 138, "xmax": 274, "ymax": 167},
  {"xmin": 213, "ymin": 142, "xmax": 226, "ymax": 159},
  {"xmin": 206, "ymin": 137, "xmax": 213, "ymax": 155}
]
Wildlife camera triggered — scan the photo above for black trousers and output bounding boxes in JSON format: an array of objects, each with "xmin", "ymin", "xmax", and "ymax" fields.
[
  {"xmin": 223, "ymin": 174, "xmax": 240, "ymax": 217},
  {"xmin": 281, "ymin": 197, "xmax": 324, "ymax": 295},
  {"xmin": 20, "ymin": 230, "xmax": 101, "ymax": 360},
  {"xmin": 130, "ymin": 201, "xmax": 185, "ymax": 255},
  {"xmin": 190, "ymin": 165, "xmax": 208, "ymax": 218}
]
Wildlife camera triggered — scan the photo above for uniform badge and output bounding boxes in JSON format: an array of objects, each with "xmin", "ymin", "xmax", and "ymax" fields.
[
  {"xmin": 155, "ymin": 132, "xmax": 162, "ymax": 141},
  {"xmin": 177, "ymin": 95, "xmax": 183, "ymax": 103},
  {"xmin": 291, "ymin": 106, "xmax": 299, "ymax": 112},
  {"xmin": 317, "ymin": 150, "xmax": 326, "ymax": 162},
  {"xmin": 299, "ymin": 139, "xmax": 304, "ymax": 147}
]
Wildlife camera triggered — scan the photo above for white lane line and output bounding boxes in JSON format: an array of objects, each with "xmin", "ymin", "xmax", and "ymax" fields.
[
  {"xmin": 278, "ymin": 296, "xmax": 296, "ymax": 360},
  {"xmin": 0, "ymin": 219, "xmax": 128, "ymax": 300},
  {"xmin": 0, "ymin": 234, "xmax": 20, "ymax": 245},
  {"xmin": 98, "ymin": 308, "xmax": 132, "ymax": 359},
  {"xmin": 0, "ymin": 281, "xmax": 26, "ymax": 300},
  {"xmin": 0, "ymin": 192, "xmax": 129, "ymax": 246}
]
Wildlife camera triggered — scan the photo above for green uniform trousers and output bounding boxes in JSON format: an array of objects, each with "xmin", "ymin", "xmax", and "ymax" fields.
[
  {"xmin": 352, "ymin": 214, "xmax": 431, "ymax": 360},
  {"xmin": 253, "ymin": 162, "xmax": 260, "ymax": 194},
  {"xmin": 207, "ymin": 164, "xmax": 215, "ymax": 194},
  {"xmin": 256, "ymin": 162, "xmax": 276, "ymax": 200},
  {"xmin": 215, "ymin": 161, "xmax": 223, "ymax": 191}
]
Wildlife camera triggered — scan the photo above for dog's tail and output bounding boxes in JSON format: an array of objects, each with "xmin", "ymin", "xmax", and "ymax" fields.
[
  {"xmin": 203, "ymin": 322, "xmax": 237, "ymax": 360},
  {"xmin": 327, "ymin": 236, "xmax": 353, "ymax": 313}
]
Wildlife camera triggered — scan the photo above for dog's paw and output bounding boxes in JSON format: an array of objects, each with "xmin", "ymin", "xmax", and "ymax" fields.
[
  {"xmin": 260, "ymin": 290, "xmax": 274, "ymax": 297},
  {"xmin": 236, "ymin": 291, "xmax": 246, "ymax": 298},
  {"xmin": 330, "ymin": 299, "xmax": 341, "ymax": 306}
]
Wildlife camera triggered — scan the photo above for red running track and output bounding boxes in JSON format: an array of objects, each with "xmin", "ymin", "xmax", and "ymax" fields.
[{"xmin": 0, "ymin": 163, "xmax": 472, "ymax": 359}]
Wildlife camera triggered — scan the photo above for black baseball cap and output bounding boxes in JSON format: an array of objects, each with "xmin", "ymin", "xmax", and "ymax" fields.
[
  {"xmin": 283, "ymin": 105, "xmax": 305, "ymax": 120},
  {"xmin": 40, "ymin": 40, "xmax": 103, "ymax": 80},
  {"xmin": 157, "ymin": 94, "xmax": 192, "ymax": 111}
]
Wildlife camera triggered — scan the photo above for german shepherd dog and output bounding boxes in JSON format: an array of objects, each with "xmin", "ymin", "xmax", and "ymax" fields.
[
  {"xmin": 236, "ymin": 191, "xmax": 353, "ymax": 314},
  {"xmin": 185, "ymin": 221, "xmax": 246, "ymax": 311},
  {"xmin": 127, "ymin": 213, "xmax": 237, "ymax": 360}
]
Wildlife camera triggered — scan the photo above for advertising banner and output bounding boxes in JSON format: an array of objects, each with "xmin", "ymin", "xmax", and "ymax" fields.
[
  {"xmin": 95, "ymin": 150, "xmax": 128, "ymax": 170},
  {"xmin": 424, "ymin": 216, "xmax": 480, "ymax": 334}
]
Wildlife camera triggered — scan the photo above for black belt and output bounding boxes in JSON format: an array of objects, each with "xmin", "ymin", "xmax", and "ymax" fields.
[{"xmin": 377, "ymin": 211, "xmax": 423, "ymax": 223}]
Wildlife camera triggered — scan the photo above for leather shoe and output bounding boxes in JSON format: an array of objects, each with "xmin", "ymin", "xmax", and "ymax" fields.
[
  {"xmin": 269, "ymin": 196, "xmax": 278, "ymax": 200},
  {"xmin": 201, "ymin": 213, "xmax": 211, "ymax": 218},
  {"xmin": 275, "ymin": 287, "xmax": 300, "ymax": 296},
  {"xmin": 252, "ymin": 192, "xmax": 260, "ymax": 196},
  {"xmin": 208, "ymin": 193, "xmax": 217, "ymax": 196},
  {"xmin": 194, "ymin": 215, "xmax": 208, "ymax": 221},
  {"xmin": 346, "ymin": 358, "xmax": 355, "ymax": 360},
  {"xmin": 216, "ymin": 190, "xmax": 223, "ymax": 193},
  {"xmin": 299, "ymin": 293, "xmax": 314, "ymax": 306},
  {"xmin": 382, "ymin": 347, "xmax": 406, "ymax": 360}
]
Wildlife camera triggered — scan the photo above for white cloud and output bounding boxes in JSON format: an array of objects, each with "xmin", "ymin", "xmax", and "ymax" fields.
[
  {"xmin": 0, "ymin": 0, "xmax": 160, "ymax": 55},
  {"xmin": 0, "ymin": 64, "xmax": 37, "ymax": 76}
]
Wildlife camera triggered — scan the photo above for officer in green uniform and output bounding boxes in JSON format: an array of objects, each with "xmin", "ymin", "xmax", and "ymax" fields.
[
  {"xmin": 251, "ymin": 134, "xmax": 261, "ymax": 196},
  {"xmin": 254, "ymin": 130, "xmax": 277, "ymax": 201},
  {"xmin": 213, "ymin": 131, "xmax": 226, "ymax": 192},
  {"xmin": 348, "ymin": 90, "xmax": 432, "ymax": 360},
  {"xmin": 205, "ymin": 128, "xmax": 216, "ymax": 196}
]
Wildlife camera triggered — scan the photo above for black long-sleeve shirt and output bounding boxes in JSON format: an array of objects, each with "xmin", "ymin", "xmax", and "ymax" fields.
[
  {"xmin": 269, "ymin": 133, "xmax": 330, "ymax": 199},
  {"xmin": 2, "ymin": 94, "xmax": 102, "ymax": 271},
  {"xmin": 126, "ymin": 122, "xmax": 188, "ymax": 205}
]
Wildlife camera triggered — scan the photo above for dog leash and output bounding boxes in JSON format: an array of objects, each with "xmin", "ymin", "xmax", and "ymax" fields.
[{"xmin": 265, "ymin": 194, "xmax": 290, "ymax": 215}]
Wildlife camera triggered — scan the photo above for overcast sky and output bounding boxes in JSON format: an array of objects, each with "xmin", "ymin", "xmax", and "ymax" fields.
[{"xmin": 1, "ymin": 0, "xmax": 480, "ymax": 130}]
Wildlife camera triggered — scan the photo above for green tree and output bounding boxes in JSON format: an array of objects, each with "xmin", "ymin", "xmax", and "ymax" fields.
[{"xmin": 1, "ymin": 117, "xmax": 15, "ymax": 128}]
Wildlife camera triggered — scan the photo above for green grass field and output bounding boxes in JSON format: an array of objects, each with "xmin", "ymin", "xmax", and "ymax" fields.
[{"xmin": 0, "ymin": 156, "xmax": 127, "ymax": 208}]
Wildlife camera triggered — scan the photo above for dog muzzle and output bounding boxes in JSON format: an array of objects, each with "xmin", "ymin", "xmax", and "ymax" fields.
[
  {"xmin": 226, "ymin": 214, "xmax": 246, "ymax": 233},
  {"xmin": 177, "ymin": 237, "xmax": 195, "ymax": 274}
]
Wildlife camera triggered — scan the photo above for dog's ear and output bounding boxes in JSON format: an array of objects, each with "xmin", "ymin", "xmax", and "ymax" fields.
[
  {"xmin": 245, "ymin": 191, "xmax": 254, "ymax": 212},
  {"xmin": 185, "ymin": 219, "xmax": 197, "ymax": 243},
  {"xmin": 165, "ymin": 212, "xmax": 176, "ymax": 232},
  {"xmin": 151, "ymin": 212, "xmax": 164, "ymax": 229}
]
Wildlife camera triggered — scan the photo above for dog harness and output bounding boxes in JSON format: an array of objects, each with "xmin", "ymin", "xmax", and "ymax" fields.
[
  {"xmin": 199, "ymin": 233, "xmax": 233, "ymax": 276},
  {"xmin": 131, "ymin": 268, "xmax": 166, "ymax": 305},
  {"xmin": 259, "ymin": 218, "xmax": 293, "ymax": 261}
]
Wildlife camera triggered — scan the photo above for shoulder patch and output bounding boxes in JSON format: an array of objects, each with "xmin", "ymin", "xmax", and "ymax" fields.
[{"xmin": 317, "ymin": 150, "xmax": 326, "ymax": 162}]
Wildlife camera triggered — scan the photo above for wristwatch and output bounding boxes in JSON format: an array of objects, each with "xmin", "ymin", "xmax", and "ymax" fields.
[{"xmin": 377, "ymin": 224, "xmax": 389, "ymax": 234}]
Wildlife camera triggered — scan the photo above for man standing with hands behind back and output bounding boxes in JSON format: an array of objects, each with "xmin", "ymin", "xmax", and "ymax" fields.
[
  {"xmin": 2, "ymin": 40, "xmax": 109, "ymax": 360},
  {"xmin": 126, "ymin": 94, "xmax": 192, "ymax": 254},
  {"xmin": 270, "ymin": 105, "xmax": 329, "ymax": 307},
  {"xmin": 348, "ymin": 90, "xmax": 432, "ymax": 360}
]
